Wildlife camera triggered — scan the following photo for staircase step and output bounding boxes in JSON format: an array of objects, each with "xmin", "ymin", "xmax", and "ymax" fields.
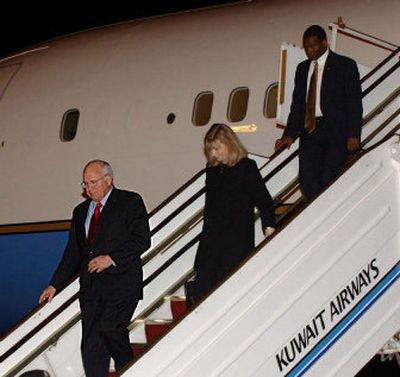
[
  {"xmin": 274, "ymin": 203, "xmax": 292, "ymax": 215},
  {"xmin": 108, "ymin": 296, "xmax": 187, "ymax": 375},
  {"xmin": 145, "ymin": 320, "xmax": 172, "ymax": 343},
  {"xmin": 107, "ymin": 343, "xmax": 147, "ymax": 376},
  {"xmin": 146, "ymin": 299, "xmax": 173, "ymax": 320},
  {"xmin": 128, "ymin": 319, "xmax": 147, "ymax": 343},
  {"xmin": 170, "ymin": 297, "xmax": 188, "ymax": 319},
  {"xmin": 132, "ymin": 342, "xmax": 147, "ymax": 358}
]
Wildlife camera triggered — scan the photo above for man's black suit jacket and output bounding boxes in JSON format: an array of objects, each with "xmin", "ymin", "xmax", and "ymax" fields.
[
  {"xmin": 283, "ymin": 50, "xmax": 363, "ymax": 142},
  {"xmin": 50, "ymin": 188, "xmax": 151, "ymax": 300}
]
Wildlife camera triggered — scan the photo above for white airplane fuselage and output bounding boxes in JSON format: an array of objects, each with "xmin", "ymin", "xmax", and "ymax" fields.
[{"xmin": 1, "ymin": 0, "xmax": 399, "ymax": 224}]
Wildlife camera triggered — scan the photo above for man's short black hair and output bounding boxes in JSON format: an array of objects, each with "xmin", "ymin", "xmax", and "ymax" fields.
[{"xmin": 303, "ymin": 25, "xmax": 327, "ymax": 41}]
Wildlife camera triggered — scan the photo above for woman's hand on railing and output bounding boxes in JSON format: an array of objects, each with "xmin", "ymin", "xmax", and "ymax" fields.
[
  {"xmin": 264, "ymin": 227, "xmax": 276, "ymax": 238},
  {"xmin": 347, "ymin": 137, "xmax": 360, "ymax": 152}
]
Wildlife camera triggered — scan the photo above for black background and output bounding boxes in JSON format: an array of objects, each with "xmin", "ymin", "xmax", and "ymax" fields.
[{"xmin": 0, "ymin": 1, "xmax": 242, "ymax": 57}]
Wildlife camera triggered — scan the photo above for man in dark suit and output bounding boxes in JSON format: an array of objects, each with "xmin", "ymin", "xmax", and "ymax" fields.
[
  {"xmin": 39, "ymin": 159, "xmax": 151, "ymax": 377},
  {"xmin": 275, "ymin": 25, "xmax": 363, "ymax": 198}
]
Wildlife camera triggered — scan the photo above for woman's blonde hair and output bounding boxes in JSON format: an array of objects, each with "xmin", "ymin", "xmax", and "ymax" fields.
[{"xmin": 204, "ymin": 123, "xmax": 247, "ymax": 166}]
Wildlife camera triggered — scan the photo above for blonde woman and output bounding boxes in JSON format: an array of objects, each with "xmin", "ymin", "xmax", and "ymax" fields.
[{"xmin": 192, "ymin": 123, "xmax": 275, "ymax": 303}]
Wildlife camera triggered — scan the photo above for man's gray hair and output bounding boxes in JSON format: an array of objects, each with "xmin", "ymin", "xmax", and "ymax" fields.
[{"xmin": 84, "ymin": 159, "xmax": 114, "ymax": 178}]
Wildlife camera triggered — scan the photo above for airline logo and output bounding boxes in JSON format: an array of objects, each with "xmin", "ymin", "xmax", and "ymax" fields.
[{"xmin": 274, "ymin": 257, "xmax": 399, "ymax": 376}]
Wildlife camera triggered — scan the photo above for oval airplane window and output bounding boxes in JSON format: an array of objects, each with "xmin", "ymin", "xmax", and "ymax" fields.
[
  {"xmin": 192, "ymin": 91, "xmax": 214, "ymax": 126},
  {"xmin": 264, "ymin": 82, "xmax": 278, "ymax": 118},
  {"xmin": 60, "ymin": 109, "xmax": 80, "ymax": 142},
  {"xmin": 228, "ymin": 87, "xmax": 249, "ymax": 122}
]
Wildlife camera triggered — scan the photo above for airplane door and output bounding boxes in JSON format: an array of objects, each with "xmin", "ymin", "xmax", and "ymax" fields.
[{"xmin": 276, "ymin": 43, "xmax": 306, "ymax": 126}]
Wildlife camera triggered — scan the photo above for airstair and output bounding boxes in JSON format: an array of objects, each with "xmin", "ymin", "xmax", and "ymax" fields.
[{"xmin": 1, "ymin": 22, "xmax": 399, "ymax": 377}]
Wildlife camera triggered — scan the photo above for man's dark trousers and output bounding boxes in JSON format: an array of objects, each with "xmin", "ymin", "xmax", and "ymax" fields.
[
  {"xmin": 299, "ymin": 117, "xmax": 348, "ymax": 198},
  {"xmin": 80, "ymin": 294, "xmax": 139, "ymax": 376}
]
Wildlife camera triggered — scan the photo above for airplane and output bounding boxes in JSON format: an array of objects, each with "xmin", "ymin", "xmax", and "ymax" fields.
[{"xmin": 0, "ymin": 0, "xmax": 399, "ymax": 375}]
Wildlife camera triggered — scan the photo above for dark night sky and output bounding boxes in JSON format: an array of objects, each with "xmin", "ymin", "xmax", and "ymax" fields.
[{"xmin": 0, "ymin": 1, "xmax": 243, "ymax": 57}]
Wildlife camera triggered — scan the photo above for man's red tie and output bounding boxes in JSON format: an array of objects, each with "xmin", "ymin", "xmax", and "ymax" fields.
[{"xmin": 88, "ymin": 202, "xmax": 102, "ymax": 247}]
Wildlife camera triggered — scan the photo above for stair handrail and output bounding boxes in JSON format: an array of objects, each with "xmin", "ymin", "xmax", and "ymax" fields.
[
  {"xmin": 361, "ymin": 46, "xmax": 400, "ymax": 83},
  {"xmin": 149, "ymin": 169, "xmax": 205, "ymax": 218},
  {"xmin": 362, "ymin": 59, "xmax": 400, "ymax": 98},
  {"xmin": 329, "ymin": 20, "xmax": 399, "ymax": 53}
]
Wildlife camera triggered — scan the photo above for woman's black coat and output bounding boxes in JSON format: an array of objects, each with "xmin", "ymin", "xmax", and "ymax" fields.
[{"xmin": 193, "ymin": 157, "xmax": 275, "ymax": 301}]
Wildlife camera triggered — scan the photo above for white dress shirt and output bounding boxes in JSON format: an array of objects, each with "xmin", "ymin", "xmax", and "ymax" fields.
[{"xmin": 306, "ymin": 48, "xmax": 329, "ymax": 117}]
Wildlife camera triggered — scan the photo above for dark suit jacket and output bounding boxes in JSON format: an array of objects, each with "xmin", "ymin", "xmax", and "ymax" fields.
[
  {"xmin": 50, "ymin": 188, "xmax": 151, "ymax": 300},
  {"xmin": 283, "ymin": 50, "xmax": 363, "ymax": 142}
]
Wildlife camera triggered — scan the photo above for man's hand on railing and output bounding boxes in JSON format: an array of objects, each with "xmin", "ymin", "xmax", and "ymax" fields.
[
  {"xmin": 39, "ymin": 285, "xmax": 56, "ymax": 304},
  {"xmin": 275, "ymin": 136, "xmax": 293, "ymax": 151}
]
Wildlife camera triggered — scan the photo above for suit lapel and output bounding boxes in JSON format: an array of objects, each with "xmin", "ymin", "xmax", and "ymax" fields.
[
  {"xmin": 92, "ymin": 188, "xmax": 118, "ymax": 245},
  {"xmin": 302, "ymin": 60, "xmax": 311, "ymax": 96},
  {"xmin": 320, "ymin": 50, "xmax": 335, "ymax": 111},
  {"xmin": 76, "ymin": 200, "xmax": 90, "ymax": 246}
]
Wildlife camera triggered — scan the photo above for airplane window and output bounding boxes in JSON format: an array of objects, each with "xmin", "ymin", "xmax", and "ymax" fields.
[
  {"xmin": 227, "ymin": 87, "xmax": 249, "ymax": 122},
  {"xmin": 264, "ymin": 82, "xmax": 278, "ymax": 118},
  {"xmin": 192, "ymin": 91, "xmax": 214, "ymax": 126},
  {"xmin": 60, "ymin": 109, "xmax": 79, "ymax": 142}
]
